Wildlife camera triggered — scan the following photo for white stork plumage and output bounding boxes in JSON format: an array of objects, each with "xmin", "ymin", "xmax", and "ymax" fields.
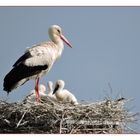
[
  {"xmin": 3, "ymin": 25, "xmax": 72, "ymax": 102},
  {"xmin": 47, "ymin": 81, "xmax": 57, "ymax": 101},
  {"xmin": 53, "ymin": 80, "xmax": 78, "ymax": 105}
]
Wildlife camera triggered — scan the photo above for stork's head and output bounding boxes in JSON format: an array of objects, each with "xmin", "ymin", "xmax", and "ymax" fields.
[
  {"xmin": 48, "ymin": 25, "xmax": 72, "ymax": 48},
  {"xmin": 53, "ymin": 80, "xmax": 65, "ymax": 94}
]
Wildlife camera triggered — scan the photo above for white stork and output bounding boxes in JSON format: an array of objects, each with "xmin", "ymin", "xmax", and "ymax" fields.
[
  {"xmin": 3, "ymin": 25, "xmax": 72, "ymax": 102},
  {"xmin": 53, "ymin": 80, "xmax": 78, "ymax": 105},
  {"xmin": 47, "ymin": 81, "xmax": 57, "ymax": 101}
]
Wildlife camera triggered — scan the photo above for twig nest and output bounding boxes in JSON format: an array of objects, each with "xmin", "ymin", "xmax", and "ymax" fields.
[{"xmin": 0, "ymin": 98, "xmax": 137, "ymax": 134}]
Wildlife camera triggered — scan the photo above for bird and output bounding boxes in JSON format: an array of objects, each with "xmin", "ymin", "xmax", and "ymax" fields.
[
  {"xmin": 47, "ymin": 81, "xmax": 57, "ymax": 101},
  {"xmin": 3, "ymin": 25, "xmax": 72, "ymax": 102},
  {"xmin": 23, "ymin": 84, "xmax": 46, "ymax": 104},
  {"xmin": 53, "ymin": 80, "xmax": 78, "ymax": 105}
]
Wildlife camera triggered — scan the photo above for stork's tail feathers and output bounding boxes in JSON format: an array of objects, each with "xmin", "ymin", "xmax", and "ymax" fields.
[
  {"xmin": 3, "ymin": 65, "xmax": 28, "ymax": 93},
  {"xmin": 3, "ymin": 63, "xmax": 48, "ymax": 93}
]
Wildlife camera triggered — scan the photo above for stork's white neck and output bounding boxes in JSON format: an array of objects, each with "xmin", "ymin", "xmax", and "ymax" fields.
[{"xmin": 50, "ymin": 40, "xmax": 64, "ymax": 61}]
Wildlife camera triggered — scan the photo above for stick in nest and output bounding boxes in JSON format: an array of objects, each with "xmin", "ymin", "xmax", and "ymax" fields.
[{"xmin": 16, "ymin": 111, "xmax": 27, "ymax": 128}]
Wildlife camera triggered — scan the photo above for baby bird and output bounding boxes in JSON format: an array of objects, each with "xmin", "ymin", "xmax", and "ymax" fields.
[
  {"xmin": 24, "ymin": 84, "xmax": 46, "ymax": 103},
  {"xmin": 53, "ymin": 80, "xmax": 78, "ymax": 105},
  {"xmin": 47, "ymin": 81, "xmax": 57, "ymax": 101}
]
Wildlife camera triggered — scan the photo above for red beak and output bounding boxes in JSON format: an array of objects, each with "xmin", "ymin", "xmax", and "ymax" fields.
[{"xmin": 60, "ymin": 35, "xmax": 72, "ymax": 48}]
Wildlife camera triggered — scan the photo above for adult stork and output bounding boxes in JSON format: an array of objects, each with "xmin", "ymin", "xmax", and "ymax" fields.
[{"xmin": 3, "ymin": 25, "xmax": 72, "ymax": 102}]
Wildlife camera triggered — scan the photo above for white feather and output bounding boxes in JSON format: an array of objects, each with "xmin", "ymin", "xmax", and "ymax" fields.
[{"xmin": 24, "ymin": 42, "xmax": 60, "ymax": 67}]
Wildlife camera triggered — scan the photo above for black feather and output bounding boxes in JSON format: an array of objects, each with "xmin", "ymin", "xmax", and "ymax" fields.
[
  {"xmin": 3, "ymin": 63, "xmax": 48, "ymax": 93},
  {"xmin": 13, "ymin": 52, "xmax": 32, "ymax": 67}
]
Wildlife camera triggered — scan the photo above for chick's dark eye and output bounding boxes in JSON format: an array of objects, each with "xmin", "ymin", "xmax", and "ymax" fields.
[{"xmin": 57, "ymin": 29, "xmax": 60, "ymax": 34}]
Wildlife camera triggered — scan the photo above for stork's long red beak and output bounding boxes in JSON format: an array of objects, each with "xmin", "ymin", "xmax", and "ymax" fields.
[{"xmin": 60, "ymin": 35, "xmax": 72, "ymax": 48}]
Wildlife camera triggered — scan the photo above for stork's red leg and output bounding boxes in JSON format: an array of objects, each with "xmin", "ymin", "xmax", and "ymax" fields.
[{"xmin": 35, "ymin": 78, "xmax": 40, "ymax": 102}]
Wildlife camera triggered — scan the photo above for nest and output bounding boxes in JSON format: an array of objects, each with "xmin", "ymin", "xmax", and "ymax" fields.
[{"xmin": 0, "ymin": 97, "xmax": 137, "ymax": 134}]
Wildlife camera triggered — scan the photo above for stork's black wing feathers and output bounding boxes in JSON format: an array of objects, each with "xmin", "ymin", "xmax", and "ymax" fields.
[
  {"xmin": 3, "ymin": 63, "xmax": 48, "ymax": 93},
  {"xmin": 13, "ymin": 52, "xmax": 32, "ymax": 67}
]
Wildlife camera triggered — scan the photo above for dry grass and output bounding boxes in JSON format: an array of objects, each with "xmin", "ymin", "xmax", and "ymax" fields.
[{"xmin": 0, "ymin": 97, "xmax": 138, "ymax": 134}]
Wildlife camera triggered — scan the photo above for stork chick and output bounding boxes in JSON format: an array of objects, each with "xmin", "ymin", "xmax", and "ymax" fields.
[{"xmin": 53, "ymin": 80, "xmax": 78, "ymax": 105}]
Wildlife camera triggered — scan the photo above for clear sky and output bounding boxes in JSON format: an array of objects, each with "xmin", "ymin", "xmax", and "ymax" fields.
[{"xmin": 0, "ymin": 7, "xmax": 139, "ymax": 132}]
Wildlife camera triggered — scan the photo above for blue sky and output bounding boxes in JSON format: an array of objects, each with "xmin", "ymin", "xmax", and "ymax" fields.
[{"xmin": 0, "ymin": 7, "xmax": 140, "ymax": 132}]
